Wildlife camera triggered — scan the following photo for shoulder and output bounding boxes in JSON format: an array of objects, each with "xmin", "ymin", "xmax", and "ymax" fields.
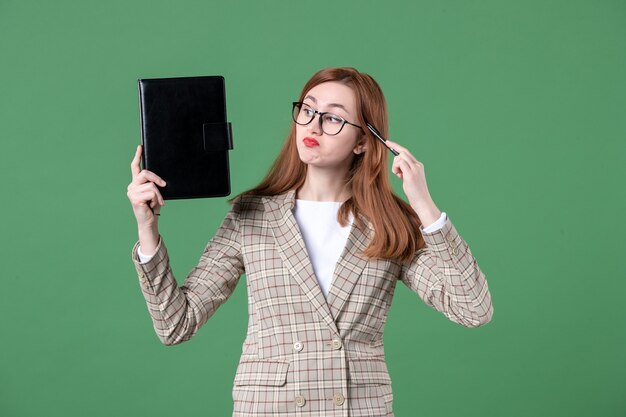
[
  {"xmin": 230, "ymin": 193, "xmax": 263, "ymax": 210},
  {"xmin": 228, "ymin": 192, "xmax": 286, "ymax": 218}
]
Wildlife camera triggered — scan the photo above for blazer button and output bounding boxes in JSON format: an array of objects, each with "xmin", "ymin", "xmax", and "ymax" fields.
[
  {"xmin": 331, "ymin": 339, "xmax": 342, "ymax": 350},
  {"xmin": 293, "ymin": 341, "xmax": 303, "ymax": 352},
  {"xmin": 295, "ymin": 395, "xmax": 306, "ymax": 407},
  {"xmin": 451, "ymin": 247, "xmax": 458, "ymax": 256},
  {"xmin": 333, "ymin": 393, "xmax": 345, "ymax": 406},
  {"xmin": 446, "ymin": 234, "xmax": 455, "ymax": 242}
]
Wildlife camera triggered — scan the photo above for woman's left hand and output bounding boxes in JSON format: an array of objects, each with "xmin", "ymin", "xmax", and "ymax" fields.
[{"xmin": 385, "ymin": 140, "xmax": 442, "ymax": 224}]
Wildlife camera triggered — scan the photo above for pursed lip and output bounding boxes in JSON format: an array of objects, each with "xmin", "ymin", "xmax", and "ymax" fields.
[{"xmin": 303, "ymin": 137, "xmax": 320, "ymax": 147}]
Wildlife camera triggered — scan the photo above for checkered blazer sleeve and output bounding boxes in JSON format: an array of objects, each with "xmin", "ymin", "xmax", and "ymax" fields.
[
  {"xmin": 131, "ymin": 198, "xmax": 244, "ymax": 345},
  {"xmin": 400, "ymin": 215, "xmax": 494, "ymax": 327}
]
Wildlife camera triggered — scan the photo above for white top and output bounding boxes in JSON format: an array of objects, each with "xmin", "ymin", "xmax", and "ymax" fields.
[
  {"xmin": 293, "ymin": 199, "xmax": 353, "ymax": 297},
  {"xmin": 137, "ymin": 200, "xmax": 447, "ymax": 298}
]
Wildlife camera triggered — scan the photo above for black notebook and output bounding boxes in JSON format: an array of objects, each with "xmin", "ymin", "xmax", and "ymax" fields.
[{"xmin": 137, "ymin": 75, "xmax": 233, "ymax": 200}]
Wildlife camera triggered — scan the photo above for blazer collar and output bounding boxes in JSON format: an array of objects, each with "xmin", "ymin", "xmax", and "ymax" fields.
[{"xmin": 263, "ymin": 190, "xmax": 371, "ymax": 337}]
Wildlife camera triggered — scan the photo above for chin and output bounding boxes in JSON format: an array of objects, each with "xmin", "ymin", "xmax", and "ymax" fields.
[
  {"xmin": 296, "ymin": 146, "xmax": 317, "ymax": 164},
  {"xmin": 298, "ymin": 155, "xmax": 317, "ymax": 165}
]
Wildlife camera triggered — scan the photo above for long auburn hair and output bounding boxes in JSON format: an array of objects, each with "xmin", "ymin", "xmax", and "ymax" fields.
[{"xmin": 236, "ymin": 67, "xmax": 425, "ymax": 262}]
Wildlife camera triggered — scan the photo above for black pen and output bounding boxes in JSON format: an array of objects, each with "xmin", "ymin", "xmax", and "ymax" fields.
[{"xmin": 366, "ymin": 123, "xmax": 399, "ymax": 156}]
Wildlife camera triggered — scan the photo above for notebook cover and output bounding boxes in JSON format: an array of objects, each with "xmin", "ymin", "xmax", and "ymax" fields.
[{"xmin": 138, "ymin": 75, "xmax": 233, "ymax": 200}]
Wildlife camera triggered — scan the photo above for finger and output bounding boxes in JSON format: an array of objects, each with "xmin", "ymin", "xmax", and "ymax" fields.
[
  {"xmin": 391, "ymin": 158, "xmax": 404, "ymax": 178},
  {"xmin": 150, "ymin": 182, "xmax": 165, "ymax": 207},
  {"xmin": 399, "ymin": 157, "xmax": 418, "ymax": 176},
  {"xmin": 148, "ymin": 191, "xmax": 159, "ymax": 209},
  {"xmin": 392, "ymin": 152, "xmax": 415, "ymax": 173},
  {"xmin": 130, "ymin": 190, "xmax": 157, "ymax": 208},
  {"xmin": 134, "ymin": 170, "xmax": 167, "ymax": 187},
  {"xmin": 394, "ymin": 151, "xmax": 420, "ymax": 169},
  {"xmin": 385, "ymin": 140, "xmax": 402, "ymax": 156},
  {"xmin": 394, "ymin": 158, "xmax": 415, "ymax": 179},
  {"xmin": 135, "ymin": 183, "xmax": 165, "ymax": 207},
  {"xmin": 129, "ymin": 183, "xmax": 162, "ymax": 207},
  {"xmin": 134, "ymin": 190, "xmax": 159, "ymax": 205},
  {"xmin": 384, "ymin": 140, "xmax": 406, "ymax": 153},
  {"xmin": 146, "ymin": 183, "xmax": 164, "ymax": 209},
  {"xmin": 394, "ymin": 151, "xmax": 423, "ymax": 170},
  {"xmin": 132, "ymin": 181, "xmax": 159, "ymax": 195},
  {"xmin": 386, "ymin": 140, "xmax": 419, "ymax": 164},
  {"xmin": 131, "ymin": 145, "xmax": 142, "ymax": 178}
]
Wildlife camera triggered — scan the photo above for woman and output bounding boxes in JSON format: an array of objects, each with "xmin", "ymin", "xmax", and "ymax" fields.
[{"xmin": 127, "ymin": 67, "xmax": 493, "ymax": 416}]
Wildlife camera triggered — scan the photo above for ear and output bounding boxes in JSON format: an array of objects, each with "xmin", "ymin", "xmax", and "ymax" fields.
[{"xmin": 353, "ymin": 136, "xmax": 367, "ymax": 155}]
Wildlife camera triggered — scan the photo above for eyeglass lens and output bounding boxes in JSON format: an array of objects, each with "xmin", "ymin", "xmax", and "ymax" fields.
[{"xmin": 292, "ymin": 103, "xmax": 345, "ymax": 135}]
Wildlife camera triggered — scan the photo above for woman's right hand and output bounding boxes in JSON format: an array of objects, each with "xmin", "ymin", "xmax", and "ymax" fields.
[{"xmin": 127, "ymin": 145, "xmax": 166, "ymax": 228}]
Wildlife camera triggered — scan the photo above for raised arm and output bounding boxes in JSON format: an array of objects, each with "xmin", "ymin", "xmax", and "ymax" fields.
[
  {"xmin": 130, "ymin": 202, "xmax": 245, "ymax": 345},
  {"xmin": 127, "ymin": 144, "xmax": 244, "ymax": 345}
]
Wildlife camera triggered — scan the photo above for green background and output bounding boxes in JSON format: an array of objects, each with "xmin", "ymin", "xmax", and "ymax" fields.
[{"xmin": 1, "ymin": 0, "xmax": 624, "ymax": 416}]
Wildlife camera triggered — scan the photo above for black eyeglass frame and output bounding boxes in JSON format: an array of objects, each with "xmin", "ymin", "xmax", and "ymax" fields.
[{"xmin": 292, "ymin": 101, "xmax": 363, "ymax": 136}]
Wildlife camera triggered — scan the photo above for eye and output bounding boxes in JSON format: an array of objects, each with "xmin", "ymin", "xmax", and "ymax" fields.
[
  {"xmin": 324, "ymin": 114, "xmax": 343, "ymax": 124},
  {"xmin": 300, "ymin": 105, "xmax": 315, "ymax": 116}
]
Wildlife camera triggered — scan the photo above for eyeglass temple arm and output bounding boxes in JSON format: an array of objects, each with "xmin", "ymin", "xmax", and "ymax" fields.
[{"xmin": 366, "ymin": 123, "xmax": 399, "ymax": 156}]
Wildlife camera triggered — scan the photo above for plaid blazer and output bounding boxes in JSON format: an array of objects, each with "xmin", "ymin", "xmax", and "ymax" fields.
[{"xmin": 132, "ymin": 189, "xmax": 493, "ymax": 417}]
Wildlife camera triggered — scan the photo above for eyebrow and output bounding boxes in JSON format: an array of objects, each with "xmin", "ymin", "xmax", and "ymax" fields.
[{"xmin": 303, "ymin": 95, "xmax": 349, "ymax": 113}]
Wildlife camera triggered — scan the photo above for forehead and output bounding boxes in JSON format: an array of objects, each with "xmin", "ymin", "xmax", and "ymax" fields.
[{"xmin": 303, "ymin": 81, "xmax": 356, "ymax": 114}]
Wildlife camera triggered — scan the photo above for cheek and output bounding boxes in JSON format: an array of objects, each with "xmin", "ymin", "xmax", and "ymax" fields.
[
  {"xmin": 293, "ymin": 133, "xmax": 316, "ymax": 162},
  {"xmin": 335, "ymin": 141, "xmax": 357, "ymax": 156},
  {"xmin": 295, "ymin": 126, "xmax": 309, "ymax": 144},
  {"xmin": 335, "ymin": 133, "xmax": 361, "ymax": 154}
]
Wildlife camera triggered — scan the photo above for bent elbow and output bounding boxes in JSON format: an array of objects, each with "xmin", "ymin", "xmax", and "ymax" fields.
[
  {"xmin": 154, "ymin": 324, "xmax": 193, "ymax": 346},
  {"xmin": 468, "ymin": 300, "xmax": 494, "ymax": 328},
  {"xmin": 158, "ymin": 332, "xmax": 187, "ymax": 346},
  {"xmin": 159, "ymin": 336, "xmax": 179, "ymax": 346}
]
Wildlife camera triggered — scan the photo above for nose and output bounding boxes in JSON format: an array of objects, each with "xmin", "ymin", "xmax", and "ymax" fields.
[{"xmin": 307, "ymin": 112, "xmax": 323, "ymax": 135}]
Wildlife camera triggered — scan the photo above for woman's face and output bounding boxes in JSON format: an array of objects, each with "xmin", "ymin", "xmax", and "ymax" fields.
[{"xmin": 295, "ymin": 81, "xmax": 365, "ymax": 171}]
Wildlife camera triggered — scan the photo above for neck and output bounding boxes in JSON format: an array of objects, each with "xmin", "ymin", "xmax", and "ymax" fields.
[{"xmin": 296, "ymin": 166, "xmax": 351, "ymax": 202}]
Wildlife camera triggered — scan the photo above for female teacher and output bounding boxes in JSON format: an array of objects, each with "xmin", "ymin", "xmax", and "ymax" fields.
[{"xmin": 127, "ymin": 67, "xmax": 493, "ymax": 416}]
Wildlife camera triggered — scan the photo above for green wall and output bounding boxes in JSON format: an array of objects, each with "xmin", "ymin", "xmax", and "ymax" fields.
[{"xmin": 1, "ymin": 1, "xmax": 624, "ymax": 416}]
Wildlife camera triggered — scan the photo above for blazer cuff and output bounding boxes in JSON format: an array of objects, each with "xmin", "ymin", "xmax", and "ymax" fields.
[
  {"xmin": 137, "ymin": 245, "xmax": 155, "ymax": 264},
  {"xmin": 421, "ymin": 211, "xmax": 447, "ymax": 233},
  {"xmin": 131, "ymin": 235, "xmax": 168, "ymax": 283},
  {"xmin": 419, "ymin": 215, "xmax": 461, "ymax": 256}
]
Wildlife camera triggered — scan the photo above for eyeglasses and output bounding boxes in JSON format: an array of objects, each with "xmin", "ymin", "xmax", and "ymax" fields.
[{"xmin": 292, "ymin": 102, "xmax": 363, "ymax": 136}]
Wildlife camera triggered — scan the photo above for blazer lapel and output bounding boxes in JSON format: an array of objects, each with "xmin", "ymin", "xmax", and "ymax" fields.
[
  {"xmin": 264, "ymin": 190, "xmax": 341, "ymax": 337},
  {"xmin": 325, "ymin": 214, "xmax": 371, "ymax": 323}
]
